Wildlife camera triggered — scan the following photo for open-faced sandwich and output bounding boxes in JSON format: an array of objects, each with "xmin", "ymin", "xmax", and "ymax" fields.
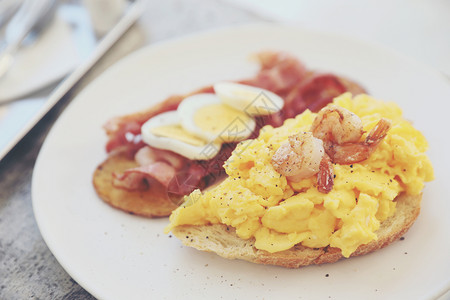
[
  {"xmin": 93, "ymin": 51, "xmax": 366, "ymax": 217},
  {"xmin": 165, "ymin": 93, "xmax": 434, "ymax": 268}
]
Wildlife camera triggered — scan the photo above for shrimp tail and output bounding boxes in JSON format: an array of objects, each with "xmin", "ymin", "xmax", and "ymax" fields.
[
  {"xmin": 365, "ymin": 118, "xmax": 392, "ymax": 148},
  {"xmin": 327, "ymin": 118, "xmax": 392, "ymax": 165},
  {"xmin": 317, "ymin": 154, "xmax": 334, "ymax": 193},
  {"xmin": 328, "ymin": 143, "xmax": 370, "ymax": 164}
]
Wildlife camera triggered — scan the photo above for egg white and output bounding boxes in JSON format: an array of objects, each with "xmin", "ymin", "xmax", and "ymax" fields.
[
  {"xmin": 214, "ymin": 82, "xmax": 284, "ymax": 115},
  {"xmin": 178, "ymin": 93, "xmax": 255, "ymax": 143},
  {"xmin": 141, "ymin": 111, "xmax": 221, "ymax": 160}
]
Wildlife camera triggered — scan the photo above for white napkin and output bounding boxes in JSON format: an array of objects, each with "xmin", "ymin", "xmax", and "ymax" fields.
[{"xmin": 0, "ymin": 15, "xmax": 81, "ymax": 102}]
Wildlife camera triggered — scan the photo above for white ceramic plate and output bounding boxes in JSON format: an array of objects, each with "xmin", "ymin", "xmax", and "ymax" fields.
[{"xmin": 32, "ymin": 23, "xmax": 450, "ymax": 300}]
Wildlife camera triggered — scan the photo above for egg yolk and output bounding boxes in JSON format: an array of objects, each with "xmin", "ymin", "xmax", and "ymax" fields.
[
  {"xmin": 228, "ymin": 89, "xmax": 280, "ymax": 114},
  {"xmin": 194, "ymin": 103, "xmax": 253, "ymax": 136},
  {"xmin": 150, "ymin": 124, "xmax": 207, "ymax": 146},
  {"xmin": 231, "ymin": 89, "xmax": 258, "ymax": 103}
]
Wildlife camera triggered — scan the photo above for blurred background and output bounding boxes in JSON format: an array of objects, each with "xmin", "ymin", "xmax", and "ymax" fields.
[
  {"xmin": 225, "ymin": 0, "xmax": 450, "ymax": 78},
  {"xmin": 0, "ymin": 0, "xmax": 448, "ymax": 298}
]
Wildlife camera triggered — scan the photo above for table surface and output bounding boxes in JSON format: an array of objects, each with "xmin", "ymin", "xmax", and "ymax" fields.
[{"xmin": 0, "ymin": 0, "xmax": 262, "ymax": 298}]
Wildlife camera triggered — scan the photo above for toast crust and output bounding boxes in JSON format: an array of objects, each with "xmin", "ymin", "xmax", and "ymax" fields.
[{"xmin": 171, "ymin": 193, "xmax": 421, "ymax": 268}]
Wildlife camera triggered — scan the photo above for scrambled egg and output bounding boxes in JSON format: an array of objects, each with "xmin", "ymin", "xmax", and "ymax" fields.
[{"xmin": 165, "ymin": 93, "xmax": 434, "ymax": 257}]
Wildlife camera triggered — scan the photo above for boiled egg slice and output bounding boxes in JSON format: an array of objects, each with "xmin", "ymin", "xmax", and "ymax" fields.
[
  {"xmin": 141, "ymin": 111, "xmax": 221, "ymax": 160},
  {"xmin": 213, "ymin": 82, "xmax": 284, "ymax": 116},
  {"xmin": 178, "ymin": 93, "xmax": 255, "ymax": 143}
]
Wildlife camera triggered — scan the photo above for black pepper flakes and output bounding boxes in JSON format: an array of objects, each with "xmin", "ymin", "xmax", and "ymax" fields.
[{"xmin": 325, "ymin": 274, "xmax": 329, "ymax": 277}]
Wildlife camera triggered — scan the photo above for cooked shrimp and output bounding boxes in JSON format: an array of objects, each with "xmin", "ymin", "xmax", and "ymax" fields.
[
  {"xmin": 271, "ymin": 132, "xmax": 325, "ymax": 182},
  {"xmin": 317, "ymin": 153, "xmax": 334, "ymax": 193},
  {"xmin": 365, "ymin": 118, "xmax": 392, "ymax": 147},
  {"xmin": 311, "ymin": 104, "xmax": 364, "ymax": 145},
  {"xmin": 311, "ymin": 104, "xmax": 392, "ymax": 164},
  {"xmin": 329, "ymin": 118, "xmax": 392, "ymax": 164},
  {"xmin": 271, "ymin": 107, "xmax": 390, "ymax": 193}
]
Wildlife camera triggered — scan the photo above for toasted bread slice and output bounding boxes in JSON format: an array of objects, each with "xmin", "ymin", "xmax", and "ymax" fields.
[
  {"xmin": 171, "ymin": 193, "xmax": 421, "ymax": 268},
  {"xmin": 93, "ymin": 152, "xmax": 178, "ymax": 217}
]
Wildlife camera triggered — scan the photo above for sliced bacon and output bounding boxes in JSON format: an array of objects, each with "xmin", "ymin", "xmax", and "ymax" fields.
[
  {"xmin": 283, "ymin": 74, "xmax": 347, "ymax": 119},
  {"xmin": 167, "ymin": 163, "xmax": 207, "ymax": 197},
  {"xmin": 114, "ymin": 146, "xmax": 190, "ymax": 192},
  {"xmin": 194, "ymin": 142, "xmax": 236, "ymax": 185},
  {"xmin": 113, "ymin": 143, "xmax": 234, "ymax": 195},
  {"xmin": 112, "ymin": 162, "xmax": 176, "ymax": 191},
  {"xmin": 134, "ymin": 146, "xmax": 186, "ymax": 170},
  {"xmin": 240, "ymin": 51, "xmax": 306, "ymax": 96},
  {"xmin": 112, "ymin": 160, "xmax": 206, "ymax": 197}
]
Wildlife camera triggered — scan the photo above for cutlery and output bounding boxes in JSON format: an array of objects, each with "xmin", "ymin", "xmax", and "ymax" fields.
[{"xmin": 0, "ymin": 0, "xmax": 57, "ymax": 80}]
